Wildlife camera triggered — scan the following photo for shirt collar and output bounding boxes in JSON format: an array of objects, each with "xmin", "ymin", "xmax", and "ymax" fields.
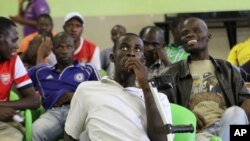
[{"xmin": 180, "ymin": 55, "xmax": 222, "ymax": 78}]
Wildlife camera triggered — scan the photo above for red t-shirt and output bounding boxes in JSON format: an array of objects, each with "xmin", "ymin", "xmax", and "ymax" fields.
[
  {"xmin": 74, "ymin": 39, "xmax": 97, "ymax": 63},
  {"xmin": 0, "ymin": 55, "xmax": 32, "ymax": 101}
]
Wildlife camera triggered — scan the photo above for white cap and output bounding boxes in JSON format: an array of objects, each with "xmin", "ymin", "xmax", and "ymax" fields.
[{"xmin": 64, "ymin": 12, "xmax": 84, "ymax": 24}]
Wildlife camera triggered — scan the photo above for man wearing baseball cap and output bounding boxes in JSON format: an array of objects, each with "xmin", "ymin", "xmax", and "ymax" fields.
[{"xmin": 63, "ymin": 12, "xmax": 101, "ymax": 71}]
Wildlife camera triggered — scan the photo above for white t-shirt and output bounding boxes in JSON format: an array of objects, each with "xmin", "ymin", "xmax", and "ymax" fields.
[{"xmin": 65, "ymin": 77, "xmax": 172, "ymax": 141}]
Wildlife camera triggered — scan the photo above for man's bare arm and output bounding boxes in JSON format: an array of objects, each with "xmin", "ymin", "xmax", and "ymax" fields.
[
  {"xmin": 0, "ymin": 86, "xmax": 40, "ymax": 110},
  {"xmin": 9, "ymin": 15, "xmax": 37, "ymax": 27},
  {"xmin": 126, "ymin": 57, "xmax": 167, "ymax": 141}
]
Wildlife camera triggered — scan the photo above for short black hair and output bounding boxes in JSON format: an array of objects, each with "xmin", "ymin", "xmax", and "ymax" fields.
[
  {"xmin": 0, "ymin": 17, "xmax": 16, "ymax": 36},
  {"xmin": 139, "ymin": 26, "xmax": 164, "ymax": 38},
  {"xmin": 113, "ymin": 33, "xmax": 140, "ymax": 53},
  {"xmin": 52, "ymin": 32, "xmax": 73, "ymax": 48},
  {"xmin": 37, "ymin": 13, "xmax": 53, "ymax": 24},
  {"xmin": 112, "ymin": 24, "xmax": 126, "ymax": 33}
]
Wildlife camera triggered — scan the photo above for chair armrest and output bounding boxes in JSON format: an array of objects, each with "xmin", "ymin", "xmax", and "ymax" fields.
[{"xmin": 24, "ymin": 109, "xmax": 32, "ymax": 141}]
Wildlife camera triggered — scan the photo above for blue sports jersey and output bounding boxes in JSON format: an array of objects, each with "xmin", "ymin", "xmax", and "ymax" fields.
[{"xmin": 28, "ymin": 61, "xmax": 100, "ymax": 110}]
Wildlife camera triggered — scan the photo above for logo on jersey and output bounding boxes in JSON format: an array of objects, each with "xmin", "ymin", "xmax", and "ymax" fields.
[
  {"xmin": 74, "ymin": 73, "xmax": 84, "ymax": 82},
  {"xmin": 0, "ymin": 73, "xmax": 11, "ymax": 85},
  {"xmin": 46, "ymin": 75, "xmax": 53, "ymax": 79}
]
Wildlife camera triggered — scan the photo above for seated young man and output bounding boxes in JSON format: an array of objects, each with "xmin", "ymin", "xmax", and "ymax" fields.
[
  {"xmin": 63, "ymin": 12, "xmax": 101, "ymax": 71},
  {"xmin": 0, "ymin": 17, "xmax": 40, "ymax": 141},
  {"xmin": 139, "ymin": 26, "xmax": 171, "ymax": 79},
  {"xmin": 28, "ymin": 32, "xmax": 100, "ymax": 141},
  {"xmin": 18, "ymin": 14, "xmax": 56, "ymax": 65},
  {"xmin": 64, "ymin": 33, "xmax": 172, "ymax": 141},
  {"xmin": 159, "ymin": 17, "xmax": 250, "ymax": 141}
]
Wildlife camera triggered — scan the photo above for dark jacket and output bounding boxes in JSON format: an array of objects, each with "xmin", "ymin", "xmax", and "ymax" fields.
[{"xmin": 158, "ymin": 56, "xmax": 250, "ymax": 108}]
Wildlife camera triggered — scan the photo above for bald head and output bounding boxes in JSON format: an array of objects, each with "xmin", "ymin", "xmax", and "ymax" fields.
[
  {"xmin": 53, "ymin": 32, "xmax": 74, "ymax": 49},
  {"xmin": 111, "ymin": 25, "xmax": 126, "ymax": 33},
  {"xmin": 180, "ymin": 17, "xmax": 211, "ymax": 58},
  {"xmin": 111, "ymin": 24, "xmax": 126, "ymax": 43},
  {"xmin": 139, "ymin": 26, "xmax": 165, "ymax": 42},
  {"xmin": 139, "ymin": 26, "xmax": 165, "ymax": 67},
  {"xmin": 184, "ymin": 17, "xmax": 209, "ymax": 33}
]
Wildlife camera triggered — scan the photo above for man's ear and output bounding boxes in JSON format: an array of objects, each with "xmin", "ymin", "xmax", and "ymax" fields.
[
  {"xmin": 207, "ymin": 33, "xmax": 212, "ymax": 41},
  {"xmin": 110, "ymin": 54, "xmax": 115, "ymax": 63}
]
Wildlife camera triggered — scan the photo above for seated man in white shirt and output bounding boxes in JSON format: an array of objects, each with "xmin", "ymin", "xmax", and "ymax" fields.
[{"xmin": 64, "ymin": 33, "xmax": 173, "ymax": 141}]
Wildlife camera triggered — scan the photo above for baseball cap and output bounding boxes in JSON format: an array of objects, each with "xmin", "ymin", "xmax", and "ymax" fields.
[{"xmin": 64, "ymin": 12, "xmax": 84, "ymax": 24}]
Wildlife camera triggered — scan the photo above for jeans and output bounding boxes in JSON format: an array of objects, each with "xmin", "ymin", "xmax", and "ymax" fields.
[
  {"xmin": 32, "ymin": 105, "xmax": 70, "ymax": 141},
  {"xmin": 196, "ymin": 106, "xmax": 249, "ymax": 141}
]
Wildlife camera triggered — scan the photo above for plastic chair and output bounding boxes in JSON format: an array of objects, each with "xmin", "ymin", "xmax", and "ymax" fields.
[
  {"xmin": 100, "ymin": 69, "xmax": 107, "ymax": 77},
  {"xmin": 31, "ymin": 104, "xmax": 45, "ymax": 123},
  {"xmin": 210, "ymin": 136, "xmax": 222, "ymax": 141},
  {"xmin": 10, "ymin": 91, "xmax": 32, "ymax": 141},
  {"xmin": 170, "ymin": 103, "xmax": 196, "ymax": 141}
]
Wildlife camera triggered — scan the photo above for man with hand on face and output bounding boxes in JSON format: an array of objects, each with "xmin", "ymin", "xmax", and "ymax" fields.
[
  {"xmin": 0, "ymin": 17, "xmax": 40, "ymax": 141},
  {"xmin": 159, "ymin": 17, "xmax": 250, "ymax": 141},
  {"xmin": 29, "ymin": 32, "xmax": 100, "ymax": 141},
  {"xmin": 64, "ymin": 33, "xmax": 172, "ymax": 141},
  {"xmin": 18, "ymin": 14, "xmax": 54, "ymax": 54},
  {"xmin": 139, "ymin": 26, "xmax": 170, "ymax": 79},
  {"xmin": 63, "ymin": 12, "xmax": 101, "ymax": 71},
  {"xmin": 18, "ymin": 14, "xmax": 56, "ymax": 65}
]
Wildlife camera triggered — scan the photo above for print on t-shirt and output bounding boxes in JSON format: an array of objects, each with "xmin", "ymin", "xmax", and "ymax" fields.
[{"xmin": 191, "ymin": 71, "xmax": 222, "ymax": 96}]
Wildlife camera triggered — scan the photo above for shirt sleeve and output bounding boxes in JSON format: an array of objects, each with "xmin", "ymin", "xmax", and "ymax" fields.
[
  {"xmin": 28, "ymin": 63, "xmax": 48, "ymax": 88},
  {"xmin": 18, "ymin": 37, "xmax": 29, "ymax": 53},
  {"xmin": 90, "ymin": 46, "xmax": 101, "ymax": 71},
  {"xmin": 159, "ymin": 92, "xmax": 175, "ymax": 140},
  {"xmin": 159, "ymin": 92, "xmax": 172, "ymax": 125},
  {"xmin": 100, "ymin": 49, "xmax": 110, "ymax": 70},
  {"xmin": 14, "ymin": 55, "xmax": 32, "ymax": 89},
  {"xmin": 65, "ymin": 83, "xmax": 88, "ymax": 139},
  {"xmin": 227, "ymin": 44, "xmax": 240, "ymax": 66},
  {"xmin": 85, "ymin": 64, "xmax": 101, "ymax": 81}
]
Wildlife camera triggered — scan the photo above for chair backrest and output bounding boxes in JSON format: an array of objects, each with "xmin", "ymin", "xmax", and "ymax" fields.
[
  {"xmin": 10, "ymin": 91, "xmax": 20, "ymax": 101},
  {"xmin": 100, "ymin": 69, "xmax": 107, "ymax": 77},
  {"xmin": 171, "ymin": 103, "xmax": 196, "ymax": 141}
]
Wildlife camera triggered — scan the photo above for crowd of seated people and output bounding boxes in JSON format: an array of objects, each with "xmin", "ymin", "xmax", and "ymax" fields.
[{"xmin": 1, "ymin": 10, "xmax": 250, "ymax": 141}]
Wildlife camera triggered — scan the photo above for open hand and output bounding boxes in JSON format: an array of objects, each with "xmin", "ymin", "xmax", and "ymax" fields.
[
  {"xmin": 37, "ymin": 37, "xmax": 52, "ymax": 58},
  {"xmin": 154, "ymin": 47, "xmax": 170, "ymax": 66}
]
